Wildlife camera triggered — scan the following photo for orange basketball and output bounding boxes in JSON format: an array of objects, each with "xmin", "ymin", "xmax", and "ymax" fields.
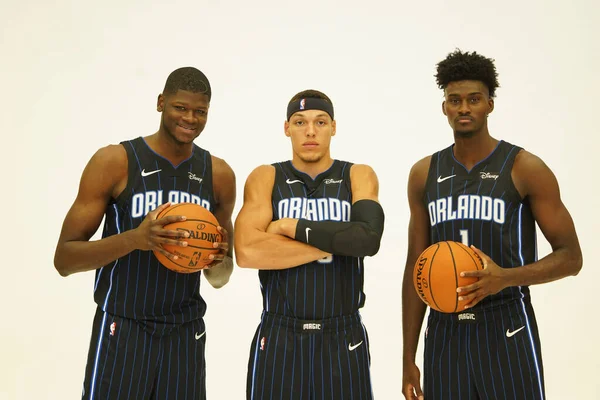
[
  {"xmin": 153, "ymin": 203, "xmax": 222, "ymax": 273},
  {"xmin": 413, "ymin": 241, "xmax": 484, "ymax": 313}
]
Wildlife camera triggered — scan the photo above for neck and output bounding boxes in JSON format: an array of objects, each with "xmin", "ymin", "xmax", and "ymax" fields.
[
  {"xmin": 452, "ymin": 130, "xmax": 498, "ymax": 170},
  {"xmin": 146, "ymin": 130, "xmax": 194, "ymax": 164},
  {"xmin": 291, "ymin": 153, "xmax": 334, "ymax": 179}
]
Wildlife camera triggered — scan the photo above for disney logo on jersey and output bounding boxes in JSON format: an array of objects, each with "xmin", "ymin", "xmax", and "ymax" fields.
[
  {"xmin": 188, "ymin": 172, "xmax": 203, "ymax": 183},
  {"xmin": 324, "ymin": 179, "xmax": 343, "ymax": 184},
  {"xmin": 480, "ymin": 172, "xmax": 499, "ymax": 180}
]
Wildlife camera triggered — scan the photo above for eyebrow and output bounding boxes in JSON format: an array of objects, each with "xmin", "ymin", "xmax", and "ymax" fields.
[
  {"xmin": 447, "ymin": 92, "xmax": 484, "ymax": 97},
  {"xmin": 292, "ymin": 112, "xmax": 330, "ymax": 119}
]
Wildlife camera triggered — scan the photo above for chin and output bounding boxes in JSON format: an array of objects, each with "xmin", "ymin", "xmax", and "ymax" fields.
[
  {"xmin": 454, "ymin": 129, "xmax": 476, "ymax": 138},
  {"xmin": 299, "ymin": 154, "xmax": 323, "ymax": 163}
]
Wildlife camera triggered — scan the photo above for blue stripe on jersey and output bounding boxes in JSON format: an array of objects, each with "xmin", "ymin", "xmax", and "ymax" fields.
[
  {"xmin": 517, "ymin": 205, "xmax": 544, "ymax": 399},
  {"xmin": 482, "ymin": 312, "xmax": 499, "ymax": 398},
  {"xmin": 126, "ymin": 323, "xmax": 141, "ymax": 399},
  {"xmin": 88, "ymin": 311, "xmax": 108, "ymax": 400}
]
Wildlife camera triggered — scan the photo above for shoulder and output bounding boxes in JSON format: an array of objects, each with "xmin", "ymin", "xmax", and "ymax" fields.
[
  {"xmin": 247, "ymin": 164, "xmax": 276, "ymax": 183},
  {"xmin": 211, "ymin": 154, "xmax": 236, "ymax": 181},
  {"xmin": 92, "ymin": 143, "xmax": 128, "ymax": 165},
  {"xmin": 409, "ymin": 155, "xmax": 432, "ymax": 180},
  {"xmin": 86, "ymin": 144, "xmax": 128, "ymax": 180},
  {"xmin": 349, "ymin": 164, "xmax": 378, "ymax": 181},
  {"xmin": 512, "ymin": 149, "xmax": 556, "ymax": 197}
]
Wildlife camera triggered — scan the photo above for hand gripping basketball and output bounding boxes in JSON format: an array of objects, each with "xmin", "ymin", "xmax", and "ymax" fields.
[{"xmin": 135, "ymin": 202, "xmax": 190, "ymax": 258}]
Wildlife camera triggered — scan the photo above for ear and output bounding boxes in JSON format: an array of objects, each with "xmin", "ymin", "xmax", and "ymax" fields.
[
  {"xmin": 157, "ymin": 94, "xmax": 165, "ymax": 112},
  {"xmin": 442, "ymin": 101, "xmax": 447, "ymax": 116},
  {"xmin": 488, "ymin": 98, "xmax": 494, "ymax": 115},
  {"xmin": 284, "ymin": 120, "xmax": 291, "ymax": 137},
  {"xmin": 331, "ymin": 120, "xmax": 337, "ymax": 137}
]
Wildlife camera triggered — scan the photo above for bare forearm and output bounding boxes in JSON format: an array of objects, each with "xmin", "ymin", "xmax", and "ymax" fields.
[
  {"xmin": 402, "ymin": 268, "xmax": 427, "ymax": 364},
  {"xmin": 54, "ymin": 230, "xmax": 138, "ymax": 277},
  {"xmin": 236, "ymin": 232, "xmax": 330, "ymax": 270},
  {"xmin": 505, "ymin": 247, "xmax": 582, "ymax": 287}
]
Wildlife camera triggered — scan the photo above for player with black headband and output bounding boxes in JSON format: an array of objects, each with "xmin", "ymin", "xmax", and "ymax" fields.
[{"xmin": 235, "ymin": 89, "xmax": 384, "ymax": 400}]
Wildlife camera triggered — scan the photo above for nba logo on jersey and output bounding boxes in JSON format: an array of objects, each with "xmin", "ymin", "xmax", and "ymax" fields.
[
  {"xmin": 110, "ymin": 322, "xmax": 116, "ymax": 336},
  {"xmin": 299, "ymin": 98, "xmax": 306, "ymax": 110},
  {"xmin": 260, "ymin": 337, "xmax": 266, "ymax": 351}
]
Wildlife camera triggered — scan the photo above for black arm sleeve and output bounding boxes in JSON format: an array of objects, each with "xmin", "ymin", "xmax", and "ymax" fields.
[{"xmin": 294, "ymin": 199, "xmax": 385, "ymax": 257}]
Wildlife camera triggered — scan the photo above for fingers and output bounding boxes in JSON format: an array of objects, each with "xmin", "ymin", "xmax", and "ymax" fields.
[
  {"xmin": 470, "ymin": 245, "xmax": 489, "ymax": 267},
  {"xmin": 152, "ymin": 245, "xmax": 181, "ymax": 261},
  {"xmin": 155, "ymin": 214, "xmax": 187, "ymax": 226},
  {"xmin": 148, "ymin": 202, "xmax": 172, "ymax": 219},
  {"xmin": 402, "ymin": 383, "xmax": 424, "ymax": 400}
]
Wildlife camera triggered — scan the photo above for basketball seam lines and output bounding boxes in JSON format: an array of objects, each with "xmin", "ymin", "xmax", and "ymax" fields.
[
  {"xmin": 428, "ymin": 244, "xmax": 443, "ymax": 312},
  {"xmin": 447, "ymin": 241, "xmax": 459, "ymax": 313}
]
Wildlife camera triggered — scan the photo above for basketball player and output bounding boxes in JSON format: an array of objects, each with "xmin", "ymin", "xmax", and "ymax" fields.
[
  {"xmin": 53, "ymin": 67, "xmax": 236, "ymax": 400},
  {"xmin": 401, "ymin": 50, "xmax": 583, "ymax": 400},
  {"xmin": 234, "ymin": 90, "xmax": 385, "ymax": 400}
]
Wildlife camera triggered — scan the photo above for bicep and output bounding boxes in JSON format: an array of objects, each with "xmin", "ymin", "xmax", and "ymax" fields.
[
  {"xmin": 212, "ymin": 157, "xmax": 237, "ymax": 231},
  {"xmin": 350, "ymin": 164, "xmax": 379, "ymax": 203},
  {"xmin": 234, "ymin": 166, "xmax": 275, "ymax": 243},
  {"xmin": 524, "ymin": 161, "xmax": 578, "ymax": 250},
  {"xmin": 405, "ymin": 157, "xmax": 432, "ymax": 267},
  {"xmin": 57, "ymin": 146, "xmax": 124, "ymax": 244}
]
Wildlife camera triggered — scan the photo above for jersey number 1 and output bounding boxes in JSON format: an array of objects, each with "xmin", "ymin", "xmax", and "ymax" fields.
[{"xmin": 459, "ymin": 229, "xmax": 469, "ymax": 246}]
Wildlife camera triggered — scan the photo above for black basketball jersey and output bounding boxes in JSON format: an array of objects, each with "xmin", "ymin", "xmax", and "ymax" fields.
[
  {"xmin": 424, "ymin": 140, "xmax": 537, "ymax": 310},
  {"xmin": 259, "ymin": 160, "xmax": 365, "ymax": 320},
  {"xmin": 93, "ymin": 137, "xmax": 215, "ymax": 332}
]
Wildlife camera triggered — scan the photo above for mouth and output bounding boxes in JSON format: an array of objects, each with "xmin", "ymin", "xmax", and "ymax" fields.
[
  {"xmin": 177, "ymin": 123, "xmax": 197, "ymax": 133},
  {"xmin": 303, "ymin": 141, "xmax": 318, "ymax": 148},
  {"xmin": 456, "ymin": 117, "xmax": 473, "ymax": 123}
]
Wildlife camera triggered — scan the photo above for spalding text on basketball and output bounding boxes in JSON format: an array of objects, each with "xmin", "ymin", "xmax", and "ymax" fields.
[{"xmin": 415, "ymin": 257, "xmax": 429, "ymax": 304}]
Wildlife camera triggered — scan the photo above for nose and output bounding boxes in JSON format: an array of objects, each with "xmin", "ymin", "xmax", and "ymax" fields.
[
  {"xmin": 305, "ymin": 123, "xmax": 316, "ymax": 137},
  {"xmin": 458, "ymin": 99, "xmax": 470, "ymax": 115},
  {"xmin": 182, "ymin": 110, "xmax": 195, "ymax": 123}
]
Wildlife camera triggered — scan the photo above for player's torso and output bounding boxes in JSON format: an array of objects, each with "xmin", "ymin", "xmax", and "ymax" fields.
[
  {"xmin": 424, "ymin": 140, "xmax": 537, "ymax": 309},
  {"xmin": 94, "ymin": 137, "xmax": 215, "ymax": 330},
  {"xmin": 259, "ymin": 160, "xmax": 366, "ymax": 319}
]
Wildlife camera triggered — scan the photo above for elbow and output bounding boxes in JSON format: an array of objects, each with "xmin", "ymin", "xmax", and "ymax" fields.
[
  {"xmin": 53, "ymin": 252, "xmax": 71, "ymax": 277},
  {"xmin": 234, "ymin": 246, "xmax": 257, "ymax": 269},
  {"xmin": 571, "ymin": 252, "xmax": 583, "ymax": 276}
]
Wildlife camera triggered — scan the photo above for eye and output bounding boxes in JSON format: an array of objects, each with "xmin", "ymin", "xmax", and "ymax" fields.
[
  {"xmin": 449, "ymin": 99, "xmax": 460, "ymax": 105},
  {"xmin": 175, "ymin": 106, "xmax": 186, "ymax": 111},
  {"xmin": 195, "ymin": 109, "xmax": 207, "ymax": 116},
  {"xmin": 295, "ymin": 120, "xmax": 304, "ymax": 126},
  {"xmin": 317, "ymin": 120, "xmax": 326, "ymax": 126},
  {"xmin": 470, "ymin": 97, "xmax": 481, "ymax": 104}
]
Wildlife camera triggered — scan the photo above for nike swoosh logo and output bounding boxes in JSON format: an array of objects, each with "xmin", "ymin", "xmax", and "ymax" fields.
[
  {"xmin": 437, "ymin": 174, "xmax": 456, "ymax": 183},
  {"xmin": 305, "ymin": 227, "xmax": 311, "ymax": 242},
  {"xmin": 141, "ymin": 169, "xmax": 162, "ymax": 177},
  {"xmin": 195, "ymin": 331, "xmax": 206, "ymax": 340},
  {"xmin": 286, "ymin": 178, "xmax": 303, "ymax": 184},
  {"xmin": 506, "ymin": 326, "xmax": 525, "ymax": 338},
  {"xmin": 348, "ymin": 341, "xmax": 363, "ymax": 351}
]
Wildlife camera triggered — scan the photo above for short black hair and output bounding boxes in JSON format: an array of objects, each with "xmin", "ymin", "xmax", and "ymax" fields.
[
  {"xmin": 288, "ymin": 89, "xmax": 333, "ymax": 106},
  {"xmin": 435, "ymin": 49, "xmax": 499, "ymax": 98},
  {"xmin": 163, "ymin": 67, "xmax": 211, "ymax": 100}
]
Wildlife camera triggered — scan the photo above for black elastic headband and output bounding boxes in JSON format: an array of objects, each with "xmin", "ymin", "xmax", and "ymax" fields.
[{"xmin": 286, "ymin": 98, "xmax": 334, "ymax": 121}]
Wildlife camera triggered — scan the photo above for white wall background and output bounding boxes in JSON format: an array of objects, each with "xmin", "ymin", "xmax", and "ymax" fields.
[{"xmin": 1, "ymin": 0, "xmax": 598, "ymax": 398}]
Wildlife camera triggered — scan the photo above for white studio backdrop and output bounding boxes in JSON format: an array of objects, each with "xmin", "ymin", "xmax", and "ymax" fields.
[{"xmin": 1, "ymin": 0, "xmax": 598, "ymax": 398}]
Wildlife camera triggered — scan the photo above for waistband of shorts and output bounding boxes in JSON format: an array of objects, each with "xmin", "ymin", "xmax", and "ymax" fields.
[
  {"xmin": 429, "ymin": 299, "xmax": 533, "ymax": 324},
  {"xmin": 261, "ymin": 311, "xmax": 362, "ymax": 333}
]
